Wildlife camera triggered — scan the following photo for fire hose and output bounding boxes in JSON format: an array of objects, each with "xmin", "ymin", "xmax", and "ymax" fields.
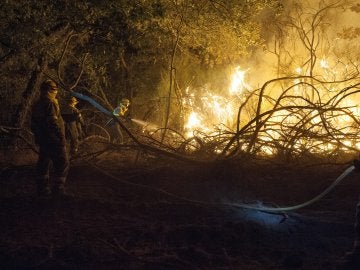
[
  {"xmin": 231, "ymin": 165, "xmax": 355, "ymax": 213},
  {"xmin": 85, "ymin": 158, "xmax": 355, "ymax": 213},
  {"xmin": 67, "ymin": 90, "xmax": 357, "ymax": 213}
]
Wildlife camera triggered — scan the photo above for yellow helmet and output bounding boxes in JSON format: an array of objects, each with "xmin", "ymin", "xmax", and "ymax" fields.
[
  {"xmin": 120, "ymin": 98, "xmax": 130, "ymax": 107},
  {"xmin": 70, "ymin": 96, "xmax": 78, "ymax": 104}
]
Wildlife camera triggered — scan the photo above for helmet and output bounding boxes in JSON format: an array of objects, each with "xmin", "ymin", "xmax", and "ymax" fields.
[
  {"xmin": 40, "ymin": 80, "xmax": 58, "ymax": 93},
  {"xmin": 120, "ymin": 98, "xmax": 130, "ymax": 107},
  {"xmin": 70, "ymin": 96, "xmax": 78, "ymax": 105}
]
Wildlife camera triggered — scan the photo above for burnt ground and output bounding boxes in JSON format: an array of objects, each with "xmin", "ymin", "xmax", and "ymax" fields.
[{"xmin": 1, "ymin": 147, "xmax": 360, "ymax": 270}]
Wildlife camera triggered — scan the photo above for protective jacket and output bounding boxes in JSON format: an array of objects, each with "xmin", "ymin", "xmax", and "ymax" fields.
[
  {"xmin": 31, "ymin": 92, "xmax": 66, "ymax": 147},
  {"xmin": 113, "ymin": 104, "xmax": 128, "ymax": 117},
  {"xmin": 61, "ymin": 103, "xmax": 84, "ymax": 152},
  {"xmin": 31, "ymin": 90, "xmax": 69, "ymax": 194}
]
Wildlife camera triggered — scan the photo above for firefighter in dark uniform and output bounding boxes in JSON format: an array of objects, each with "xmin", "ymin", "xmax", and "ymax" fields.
[
  {"xmin": 31, "ymin": 79, "xmax": 69, "ymax": 197},
  {"xmin": 61, "ymin": 96, "xmax": 84, "ymax": 156}
]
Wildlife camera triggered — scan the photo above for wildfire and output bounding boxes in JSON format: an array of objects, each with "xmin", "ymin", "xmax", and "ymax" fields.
[{"xmin": 180, "ymin": 59, "xmax": 360, "ymax": 155}]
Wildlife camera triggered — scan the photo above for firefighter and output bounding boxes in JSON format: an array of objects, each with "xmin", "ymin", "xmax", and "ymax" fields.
[
  {"xmin": 113, "ymin": 98, "xmax": 130, "ymax": 117},
  {"xmin": 30, "ymin": 79, "xmax": 69, "ymax": 197},
  {"xmin": 61, "ymin": 96, "xmax": 85, "ymax": 156},
  {"xmin": 107, "ymin": 98, "xmax": 131, "ymax": 143}
]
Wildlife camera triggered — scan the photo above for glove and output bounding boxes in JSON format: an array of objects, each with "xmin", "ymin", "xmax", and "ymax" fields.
[
  {"xmin": 353, "ymin": 159, "xmax": 360, "ymax": 172},
  {"xmin": 124, "ymin": 115, "xmax": 132, "ymax": 122}
]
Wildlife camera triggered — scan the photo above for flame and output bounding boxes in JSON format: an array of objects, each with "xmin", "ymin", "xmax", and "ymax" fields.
[
  {"xmin": 320, "ymin": 58, "xmax": 329, "ymax": 69},
  {"xmin": 182, "ymin": 66, "xmax": 249, "ymax": 139},
  {"xmin": 229, "ymin": 66, "xmax": 251, "ymax": 96},
  {"xmin": 185, "ymin": 111, "xmax": 201, "ymax": 130}
]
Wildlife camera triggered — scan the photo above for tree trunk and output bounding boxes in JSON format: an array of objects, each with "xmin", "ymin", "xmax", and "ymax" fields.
[{"xmin": 161, "ymin": 26, "xmax": 181, "ymax": 143}]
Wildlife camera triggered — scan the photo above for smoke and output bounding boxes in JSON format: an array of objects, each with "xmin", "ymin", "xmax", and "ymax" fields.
[{"xmin": 244, "ymin": 0, "xmax": 360, "ymax": 88}]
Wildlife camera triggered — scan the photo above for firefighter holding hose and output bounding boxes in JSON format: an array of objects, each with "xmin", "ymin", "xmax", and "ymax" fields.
[
  {"xmin": 107, "ymin": 98, "xmax": 131, "ymax": 143},
  {"xmin": 113, "ymin": 98, "xmax": 130, "ymax": 118},
  {"xmin": 61, "ymin": 96, "xmax": 85, "ymax": 156}
]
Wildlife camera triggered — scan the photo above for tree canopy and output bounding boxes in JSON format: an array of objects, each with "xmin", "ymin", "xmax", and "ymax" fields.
[{"xmin": 0, "ymin": 0, "xmax": 282, "ymax": 121}]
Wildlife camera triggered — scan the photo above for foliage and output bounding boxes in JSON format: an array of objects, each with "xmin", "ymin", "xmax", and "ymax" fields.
[{"xmin": 0, "ymin": 0, "xmax": 282, "ymax": 124}]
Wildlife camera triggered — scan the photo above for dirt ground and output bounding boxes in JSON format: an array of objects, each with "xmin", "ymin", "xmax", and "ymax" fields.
[{"xmin": 1, "ymin": 146, "xmax": 360, "ymax": 270}]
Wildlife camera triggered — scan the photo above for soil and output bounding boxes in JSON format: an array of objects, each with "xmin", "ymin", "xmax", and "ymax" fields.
[{"xmin": 1, "ymin": 147, "xmax": 360, "ymax": 270}]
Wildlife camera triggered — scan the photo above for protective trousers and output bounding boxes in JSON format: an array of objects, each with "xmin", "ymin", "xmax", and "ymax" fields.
[{"xmin": 36, "ymin": 143, "xmax": 69, "ymax": 195}]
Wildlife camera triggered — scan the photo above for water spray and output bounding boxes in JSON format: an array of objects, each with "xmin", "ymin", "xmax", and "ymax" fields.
[{"xmin": 130, "ymin": 118, "xmax": 160, "ymax": 133}]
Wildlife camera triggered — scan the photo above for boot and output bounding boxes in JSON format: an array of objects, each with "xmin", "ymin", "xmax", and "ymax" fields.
[
  {"xmin": 52, "ymin": 177, "xmax": 71, "ymax": 198},
  {"xmin": 36, "ymin": 176, "xmax": 51, "ymax": 197}
]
